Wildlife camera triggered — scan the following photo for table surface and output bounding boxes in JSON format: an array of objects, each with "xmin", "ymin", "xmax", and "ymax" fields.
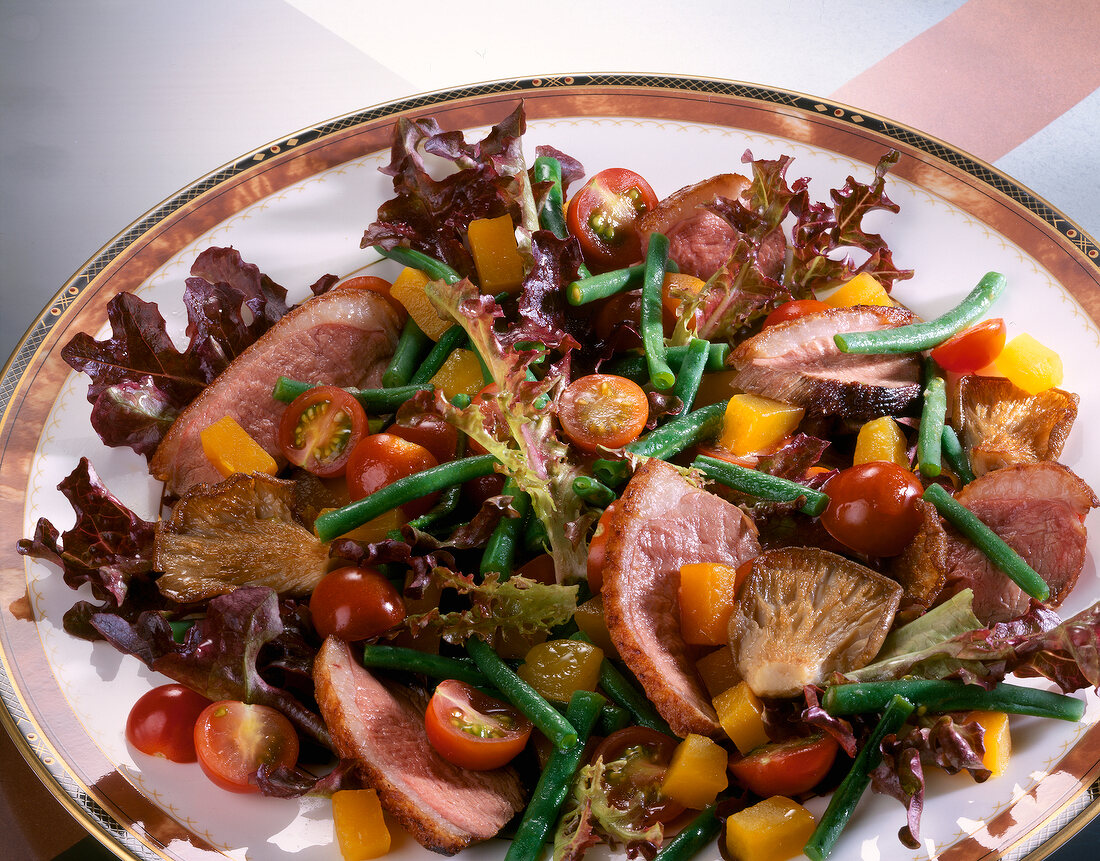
[{"xmin": 1, "ymin": 1, "xmax": 1098, "ymax": 859}]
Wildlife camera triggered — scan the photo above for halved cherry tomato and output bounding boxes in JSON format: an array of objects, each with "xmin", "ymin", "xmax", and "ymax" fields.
[
  {"xmin": 425, "ymin": 680, "xmax": 533, "ymax": 770},
  {"xmin": 590, "ymin": 727, "xmax": 685, "ymax": 826},
  {"xmin": 310, "ymin": 566, "xmax": 406, "ymax": 641},
  {"xmin": 193, "ymin": 701, "xmax": 299, "ymax": 793},
  {"xmin": 278, "ymin": 386, "xmax": 368, "ymax": 477},
  {"xmin": 558, "ymin": 374, "xmax": 649, "ymax": 453},
  {"xmin": 389, "ymin": 412, "xmax": 459, "ymax": 464},
  {"xmin": 763, "ymin": 299, "xmax": 829, "ymax": 328},
  {"xmin": 346, "ymin": 433, "xmax": 440, "ymax": 518},
  {"xmin": 930, "ymin": 318, "xmax": 1007, "ymax": 374},
  {"xmin": 728, "ymin": 734, "xmax": 839, "ymax": 798},
  {"xmin": 566, "ymin": 169, "xmax": 659, "ymax": 271},
  {"xmin": 821, "ymin": 461, "xmax": 924, "ymax": 557},
  {"xmin": 586, "ymin": 501, "xmax": 619, "ymax": 593},
  {"xmin": 126, "ymin": 684, "xmax": 212, "ymax": 763}
]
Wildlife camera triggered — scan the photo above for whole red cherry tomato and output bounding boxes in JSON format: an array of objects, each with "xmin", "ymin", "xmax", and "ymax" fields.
[
  {"xmin": 346, "ymin": 433, "xmax": 440, "ymax": 518},
  {"xmin": 126, "ymin": 684, "xmax": 212, "ymax": 763},
  {"xmin": 310, "ymin": 566, "xmax": 406, "ymax": 641},
  {"xmin": 821, "ymin": 462, "xmax": 924, "ymax": 557},
  {"xmin": 763, "ymin": 299, "xmax": 830, "ymax": 328}
]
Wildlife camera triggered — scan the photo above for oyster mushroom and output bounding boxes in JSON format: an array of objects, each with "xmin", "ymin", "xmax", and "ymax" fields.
[
  {"xmin": 729, "ymin": 547, "xmax": 903, "ymax": 698},
  {"xmin": 154, "ymin": 472, "xmax": 330, "ymax": 603}
]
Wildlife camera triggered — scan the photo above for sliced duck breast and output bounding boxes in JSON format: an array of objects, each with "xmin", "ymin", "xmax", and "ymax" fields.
[
  {"xmin": 151, "ymin": 288, "xmax": 400, "ymax": 496},
  {"xmin": 602, "ymin": 459, "xmax": 761, "ymax": 737},
  {"xmin": 729, "ymin": 305, "xmax": 921, "ymax": 420},
  {"xmin": 313, "ymin": 638, "xmax": 525, "ymax": 855},
  {"xmin": 938, "ymin": 462, "xmax": 1098, "ymax": 624}
]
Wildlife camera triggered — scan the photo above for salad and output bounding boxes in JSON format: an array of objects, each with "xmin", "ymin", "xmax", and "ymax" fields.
[{"xmin": 17, "ymin": 103, "xmax": 1100, "ymax": 861}]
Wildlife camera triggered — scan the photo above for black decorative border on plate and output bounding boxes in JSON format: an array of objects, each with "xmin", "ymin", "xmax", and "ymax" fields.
[{"xmin": 2, "ymin": 73, "xmax": 1098, "ymax": 861}]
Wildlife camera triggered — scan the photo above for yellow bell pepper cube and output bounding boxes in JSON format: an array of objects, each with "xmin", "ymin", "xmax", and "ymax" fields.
[
  {"xmin": 468, "ymin": 214, "xmax": 525, "ymax": 295},
  {"xmin": 429, "ymin": 348, "xmax": 484, "ymax": 399},
  {"xmin": 713, "ymin": 681, "xmax": 769, "ymax": 755},
  {"xmin": 332, "ymin": 789, "xmax": 390, "ymax": 860},
  {"xmin": 823, "ymin": 271, "xmax": 893, "ymax": 308},
  {"xmin": 853, "ymin": 416, "xmax": 909, "ymax": 468},
  {"xmin": 199, "ymin": 416, "xmax": 277, "ymax": 478},
  {"xmin": 967, "ymin": 710, "xmax": 1011, "ymax": 777},
  {"xmin": 661, "ymin": 733, "xmax": 729, "ymax": 808},
  {"xmin": 719, "ymin": 394, "xmax": 804, "ymax": 456},
  {"xmin": 679, "ymin": 562, "xmax": 742, "ymax": 646},
  {"xmin": 696, "ymin": 646, "xmax": 738, "ymax": 698},
  {"xmin": 323, "ymin": 507, "xmax": 407, "ymax": 543},
  {"xmin": 573, "ymin": 595, "xmax": 619, "ymax": 659},
  {"xmin": 692, "ymin": 369, "xmax": 740, "ymax": 408},
  {"xmin": 995, "ymin": 333, "xmax": 1063, "ymax": 394},
  {"xmin": 389, "ymin": 266, "xmax": 452, "ymax": 340},
  {"xmin": 725, "ymin": 796, "xmax": 816, "ymax": 861}
]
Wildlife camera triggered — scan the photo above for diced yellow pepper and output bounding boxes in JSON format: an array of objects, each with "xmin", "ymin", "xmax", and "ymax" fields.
[
  {"xmin": 199, "ymin": 415, "xmax": 277, "ymax": 478},
  {"xmin": 823, "ymin": 272, "xmax": 893, "ymax": 308},
  {"xmin": 573, "ymin": 595, "xmax": 619, "ymax": 659},
  {"xmin": 692, "ymin": 369, "xmax": 740, "ymax": 408},
  {"xmin": 725, "ymin": 796, "xmax": 816, "ymax": 861},
  {"xmin": 429, "ymin": 348, "xmax": 484, "ymax": 399},
  {"xmin": 517, "ymin": 639, "xmax": 604, "ymax": 703},
  {"xmin": 696, "ymin": 646, "xmax": 738, "ymax": 699},
  {"xmin": 388, "ymin": 266, "xmax": 451, "ymax": 340},
  {"xmin": 713, "ymin": 681, "xmax": 769, "ymax": 755},
  {"xmin": 660, "ymin": 734, "xmax": 730, "ymax": 808},
  {"xmin": 720, "ymin": 394, "xmax": 804, "ymax": 456},
  {"xmin": 325, "ymin": 507, "xmax": 407, "ymax": 543},
  {"xmin": 995, "ymin": 333, "xmax": 1063, "ymax": 395},
  {"xmin": 967, "ymin": 710, "xmax": 1011, "ymax": 777},
  {"xmin": 468, "ymin": 215, "xmax": 525, "ymax": 295},
  {"xmin": 853, "ymin": 416, "xmax": 910, "ymax": 467},
  {"xmin": 332, "ymin": 789, "xmax": 390, "ymax": 860},
  {"xmin": 679, "ymin": 562, "xmax": 742, "ymax": 646}
]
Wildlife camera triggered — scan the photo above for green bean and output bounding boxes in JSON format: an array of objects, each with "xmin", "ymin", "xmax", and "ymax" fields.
[
  {"xmin": 372, "ymin": 245, "xmax": 461, "ymax": 284},
  {"xmin": 672, "ymin": 338, "xmax": 710, "ymax": 414},
  {"xmin": 654, "ymin": 805, "xmax": 721, "ymax": 861},
  {"xmin": 409, "ymin": 324, "xmax": 468, "ymax": 385},
  {"xmin": 315, "ymin": 455, "xmax": 497, "ymax": 542},
  {"xmin": 572, "ymin": 633, "xmax": 674, "ymax": 736},
  {"xmin": 922, "ymin": 482, "xmax": 1049, "ymax": 601},
  {"xmin": 383, "ymin": 317, "xmax": 431, "ymax": 388},
  {"xmin": 941, "ymin": 425, "xmax": 976, "ymax": 485},
  {"xmin": 602, "ymin": 342, "xmax": 730, "ymax": 383},
  {"xmin": 917, "ymin": 370, "xmax": 947, "ymax": 478},
  {"xmin": 533, "ymin": 156, "xmax": 569, "ymax": 240},
  {"xmin": 361, "ymin": 645, "xmax": 489, "ymax": 687},
  {"xmin": 693, "ymin": 455, "xmax": 829, "ymax": 517},
  {"xmin": 823, "ymin": 679, "xmax": 1084, "ymax": 721},
  {"xmin": 567, "ymin": 264, "xmax": 646, "ymax": 306},
  {"xmin": 479, "ymin": 480, "xmax": 531, "ymax": 580},
  {"xmin": 597, "ymin": 702, "xmax": 631, "ymax": 736},
  {"xmin": 504, "ymin": 690, "xmax": 605, "ymax": 861},
  {"xmin": 834, "ymin": 272, "xmax": 1006, "ymax": 354},
  {"xmin": 641, "ymin": 232, "xmax": 675, "ymax": 390},
  {"xmin": 406, "ymin": 482, "xmax": 462, "ymax": 531},
  {"xmin": 804, "ymin": 695, "xmax": 914, "ymax": 861},
  {"xmin": 572, "ymin": 476, "xmax": 617, "ymax": 507},
  {"xmin": 466, "ymin": 636, "xmax": 579, "ymax": 750},
  {"xmin": 593, "ymin": 402, "xmax": 725, "ymax": 487},
  {"xmin": 451, "ymin": 392, "xmax": 472, "ymax": 409},
  {"xmin": 273, "ymin": 377, "xmax": 431, "ymax": 414},
  {"xmin": 525, "ymin": 514, "xmax": 549, "ymax": 553}
]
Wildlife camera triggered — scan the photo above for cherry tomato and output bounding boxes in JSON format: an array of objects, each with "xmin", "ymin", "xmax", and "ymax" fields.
[
  {"xmin": 586, "ymin": 501, "xmax": 619, "ymax": 593},
  {"xmin": 821, "ymin": 461, "xmax": 924, "ymax": 557},
  {"xmin": 193, "ymin": 701, "xmax": 299, "ymax": 793},
  {"xmin": 310, "ymin": 566, "xmax": 407, "ymax": 641},
  {"xmin": 125, "ymin": 684, "xmax": 213, "ymax": 763},
  {"xmin": 346, "ymin": 433, "xmax": 440, "ymax": 518},
  {"xmin": 590, "ymin": 727, "xmax": 685, "ymax": 826},
  {"xmin": 278, "ymin": 386, "xmax": 368, "ymax": 477},
  {"xmin": 558, "ymin": 374, "xmax": 650, "ymax": 454},
  {"xmin": 389, "ymin": 412, "xmax": 459, "ymax": 464},
  {"xmin": 463, "ymin": 472, "xmax": 506, "ymax": 509},
  {"xmin": 425, "ymin": 680, "xmax": 533, "ymax": 770},
  {"xmin": 763, "ymin": 299, "xmax": 829, "ymax": 328},
  {"xmin": 930, "ymin": 318, "xmax": 1007, "ymax": 374},
  {"xmin": 728, "ymin": 734, "xmax": 839, "ymax": 797},
  {"xmin": 566, "ymin": 169, "xmax": 659, "ymax": 271},
  {"xmin": 593, "ymin": 290, "xmax": 643, "ymax": 350}
]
